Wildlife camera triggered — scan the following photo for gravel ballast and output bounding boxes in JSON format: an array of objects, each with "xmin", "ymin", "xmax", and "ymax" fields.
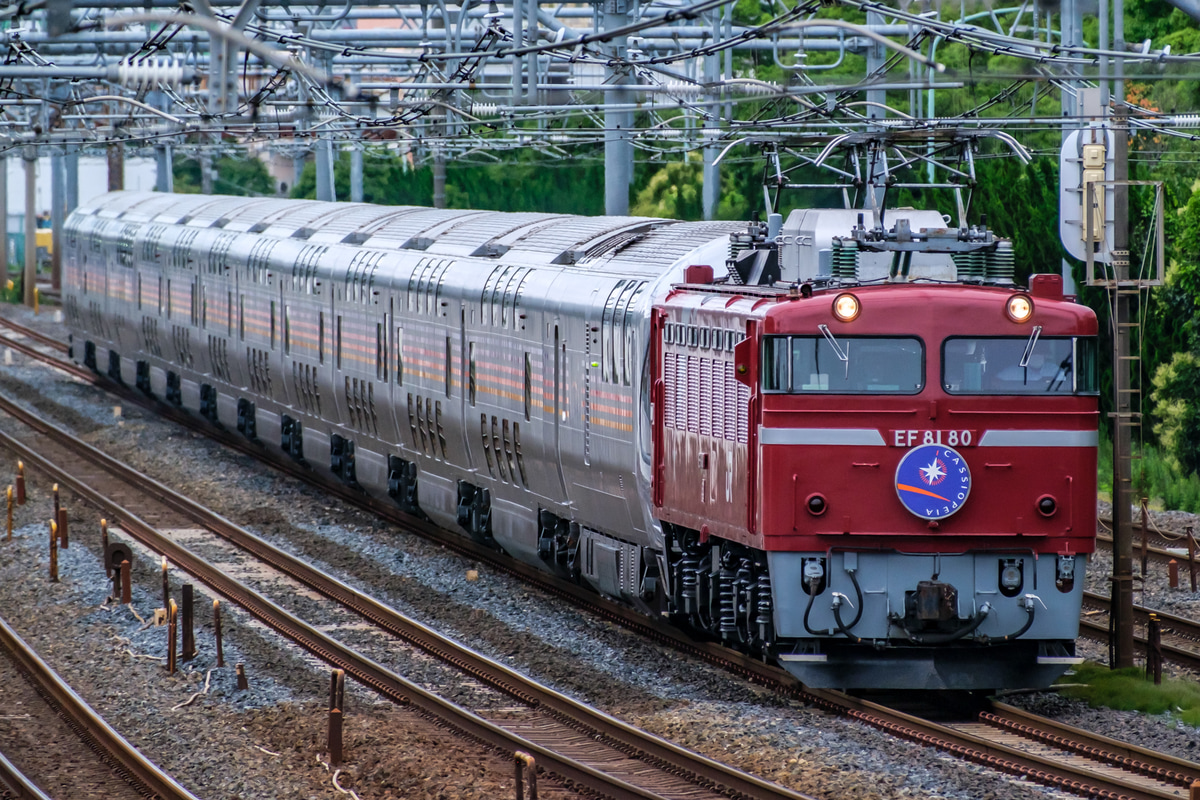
[{"xmin": 0, "ymin": 305, "xmax": 1197, "ymax": 800}]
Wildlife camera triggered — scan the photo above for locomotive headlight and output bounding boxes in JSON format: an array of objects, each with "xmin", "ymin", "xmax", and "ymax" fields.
[
  {"xmin": 833, "ymin": 293, "xmax": 860, "ymax": 322},
  {"xmin": 1006, "ymin": 294, "xmax": 1034, "ymax": 323}
]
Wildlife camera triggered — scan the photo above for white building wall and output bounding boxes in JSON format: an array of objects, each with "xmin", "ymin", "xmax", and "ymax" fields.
[{"xmin": 4, "ymin": 155, "xmax": 159, "ymax": 232}]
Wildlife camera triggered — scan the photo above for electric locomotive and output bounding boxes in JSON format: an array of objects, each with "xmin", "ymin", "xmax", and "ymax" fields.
[{"xmin": 62, "ymin": 192, "xmax": 1097, "ymax": 689}]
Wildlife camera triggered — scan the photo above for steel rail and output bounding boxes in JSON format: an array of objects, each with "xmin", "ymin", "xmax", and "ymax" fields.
[
  {"xmin": 987, "ymin": 702, "xmax": 1200, "ymax": 788},
  {"xmin": 0, "ymin": 403, "xmax": 670, "ymax": 800},
  {"xmin": 1079, "ymin": 592, "xmax": 1200, "ymax": 672},
  {"xmin": 802, "ymin": 689, "xmax": 1200, "ymax": 800},
  {"xmin": 0, "ymin": 609, "xmax": 202, "ymax": 800},
  {"xmin": 0, "ymin": 380, "xmax": 815, "ymax": 800},
  {"xmin": 0, "ymin": 750, "xmax": 54, "ymax": 800},
  {"xmin": 0, "ymin": 318, "xmax": 67, "ymax": 353},
  {"xmin": 7, "ymin": 318, "xmax": 1200, "ymax": 800},
  {"xmin": 0, "ymin": 324, "xmax": 800, "ymax": 690}
]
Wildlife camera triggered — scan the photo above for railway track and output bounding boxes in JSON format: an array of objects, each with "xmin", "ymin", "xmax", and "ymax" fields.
[
  {"xmin": 0, "ymin": 359, "xmax": 816, "ymax": 800},
  {"xmin": 0, "ymin": 317, "xmax": 795, "ymax": 690},
  {"xmin": 800, "ymin": 691, "xmax": 1200, "ymax": 800},
  {"xmin": 0, "ymin": 607, "xmax": 199, "ymax": 800},
  {"xmin": 3, "ymin": 313, "xmax": 1200, "ymax": 800},
  {"xmin": 0, "ymin": 752, "xmax": 49, "ymax": 800},
  {"xmin": 1079, "ymin": 592, "xmax": 1200, "ymax": 673}
]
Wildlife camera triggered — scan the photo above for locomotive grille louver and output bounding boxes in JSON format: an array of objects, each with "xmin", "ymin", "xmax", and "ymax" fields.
[
  {"xmin": 987, "ymin": 241, "xmax": 1016, "ymax": 283},
  {"xmin": 830, "ymin": 239, "xmax": 859, "ymax": 280}
]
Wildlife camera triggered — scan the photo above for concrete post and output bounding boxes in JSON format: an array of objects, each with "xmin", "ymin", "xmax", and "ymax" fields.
[
  {"xmin": 350, "ymin": 146, "xmax": 364, "ymax": 203},
  {"xmin": 701, "ymin": 22, "xmax": 721, "ymax": 221},
  {"xmin": 0, "ymin": 154, "xmax": 8, "ymax": 272},
  {"xmin": 200, "ymin": 151, "xmax": 214, "ymax": 195},
  {"xmin": 22, "ymin": 147, "xmax": 36, "ymax": 307},
  {"xmin": 51, "ymin": 153, "xmax": 63, "ymax": 290},
  {"xmin": 432, "ymin": 145, "xmax": 445, "ymax": 209},
  {"xmin": 603, "ymin": 0, "xmax": 634, "ymax": 216},
  {"xmin": 107, "ymin": 142, "xmax": 124, "ymax": 191},
  {"xmin": 65, "ymin": 149, "xmax": 78, "ymax": 213},
  {"xmin": 292, "ymin": 155, "xmax": 305, "ymax": 196},
  {"xmin": 315, "ymin": 138, "xmax": 335, "ymax": 202},
  {"xmin": 156, "ymin": 144, "xmax": 174, "ymax": 193}
]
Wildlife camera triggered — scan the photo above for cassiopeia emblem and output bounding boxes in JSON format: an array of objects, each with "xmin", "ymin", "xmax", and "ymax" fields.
[{"xmin": 894, "ymin": 443, "xmax": 972, "ymax": 520}]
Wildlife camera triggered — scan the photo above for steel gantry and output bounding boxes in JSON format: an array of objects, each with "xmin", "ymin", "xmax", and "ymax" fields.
[{"xmin": 0, "ymin": 0, "xmax": 1195, "ymax": 225}]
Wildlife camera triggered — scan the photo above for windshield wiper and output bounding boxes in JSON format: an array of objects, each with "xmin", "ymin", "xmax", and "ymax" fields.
[
  {"xmin": 818, "ymin": 324, "xmax": 850, "ymax": 379},
  {"xmin": 1019, "ymin": 325, "xmax": 1042, "ymax": 368}
]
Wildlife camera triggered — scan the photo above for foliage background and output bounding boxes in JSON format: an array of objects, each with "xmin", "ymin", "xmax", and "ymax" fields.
[{"xmin": 183, "ymin": 1, "xmax": 1200, "ymax": 507}]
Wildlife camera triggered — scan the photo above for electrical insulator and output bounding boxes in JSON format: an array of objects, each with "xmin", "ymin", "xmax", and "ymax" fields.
[{"xmin": 116, "ymin": 58, "xmax": 186, "ymax": 89}]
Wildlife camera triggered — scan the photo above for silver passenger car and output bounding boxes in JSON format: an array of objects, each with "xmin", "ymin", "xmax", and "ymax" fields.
[{"xmin": 64, "ymin": 191, "xmax": 742, "ymax": 605}]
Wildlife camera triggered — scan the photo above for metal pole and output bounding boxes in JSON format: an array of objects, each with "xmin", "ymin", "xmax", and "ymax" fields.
[
  {"xmin": 603, "ymin": 0, "xmax": 633, "ymax": 216},
  {"xmin": 1109, "ymin": 0, "xmax": 1136, "ymax": 671},
  {"xmin": 107, "ymin": 142, "xmax": 124, "ymax": 191},
  {"xmin": 701, "ymin": 26, "xmax": 720, "ymax": 221},
  {"xmin": 432, "ymin": 134, "xmax": 446, "ymax": 209},
  {"xmin": 200, "ymin": 150, "xmax": 214, "ymax": 194},
  {"xmin": 292, "ymin": 155, "xmax": 305, "ymax": 196},
  {"xmin": 22, "ymin": 147, "xmax": 36, "ymax": 307},
  {"xmin": 315, "ymin": 137, "xmax": 335, "ymax": 202},
  {"xmin": 864, "ymin": 9, "xmax": 888, "ymax": 211},
  {"xmin": 0, "ymin": 153, "xmax": 8, "ymax": 275},
  {"xmin": 511, "ymin": 0, "xmax": 525, "ymax": 103},
  {"xmin": 350, "ymin": 145, "xmax": 364, "ymax": 203},
  {"xmin": 50, "ymin": 152, "xmax": 63, "ymax": 290},
  {"xmin": 1060, "ymin": 0, "xmax": 1081, "ymax": 294},
  {"xmin": 702, "ymin": 144, "xmax": 720, "ymax": 221},
  {"xmin": 156, "ymin": 144, "xmax": 174, "ymax": 193},
  {"xmin": 65, "ymin": 149, "xmax": 78, "ymax": 213}
]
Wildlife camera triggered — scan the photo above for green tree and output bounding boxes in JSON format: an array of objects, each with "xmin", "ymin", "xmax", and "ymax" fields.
[
  {"xmin": 1150, "ymin": 352, "xmax": 1200, "ymax": 475},
  {"xmin": 173, "ymin": 153, "xmax": 275, "ymax": 196},
  {"xmin": 291, "ymin": 149, "xmax": 606, "ymax": 214},
  {"xmin": 1143, "ymin": 177, "xmax": 1200, "ymax": 476},
  {"xmin": 631, "ymin": 158, "xmax": 704, "ymax": 219}
]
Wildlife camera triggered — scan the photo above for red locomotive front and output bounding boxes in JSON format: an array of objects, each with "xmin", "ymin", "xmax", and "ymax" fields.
[{"xmin": 653, "ymin": 227, "xmax": 1099, "ymax": 689}]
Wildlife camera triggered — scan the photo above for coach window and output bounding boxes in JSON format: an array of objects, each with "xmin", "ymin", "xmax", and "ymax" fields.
[
  {"xmin": 942, "ymin": 336, "xmax": 1099, "ymax": 395},
  {"xmin": 336, "ymin": 316, "xmax": 343, "ymax": 368},
  {"xmin": 395, "ymin": 327, "xmax": 404, "ymax": 385},
  {"xmin": 468, "ymin": 342, "xmax": 477, "ymax": 405},
  {"xmin": 761, "ymin": 335, "xmax": 924, "ymax": 394},
  {"xmin": 377, "ymin": 322, "xmax": 386, "ymax": 381},
  {"xmin": 523, "ymin": 352, "xmax": 532, "ymax": 421}
]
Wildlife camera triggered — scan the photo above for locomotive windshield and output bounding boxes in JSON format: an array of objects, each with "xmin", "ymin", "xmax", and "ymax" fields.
[
  {"xmin": 942, "ymin": 336, "xmax": 1099, "ymax": 394},
  {"xmin": 761, "ymin": 336, "xmax": 924, "ymax": 394}
]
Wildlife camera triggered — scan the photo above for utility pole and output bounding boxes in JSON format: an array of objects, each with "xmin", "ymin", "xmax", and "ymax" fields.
[
  {"xmin": 1108, "ymin": 0, "xmax": 1136, "ymax": 670},
  {"xmin": 0, "ymin": 153, "xmax": 8, "ymax": 276},
  {"xmin": 107, "ymin": 141, "xmax": 125, "ymax": 191},
  {"xmin": 22, "ymin": 147, "xmax": 36, "ymax": 307},
  {"xmin": 50, "ymin": 151, "xmax": 63, "ymax": 290},
  {"xmin": 603, "ymin": 0, "xmax": 633, "ymax": 215},
  {"xmin": 350, "ymin": 145, "xmax": 364, "ymax": 203}
]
